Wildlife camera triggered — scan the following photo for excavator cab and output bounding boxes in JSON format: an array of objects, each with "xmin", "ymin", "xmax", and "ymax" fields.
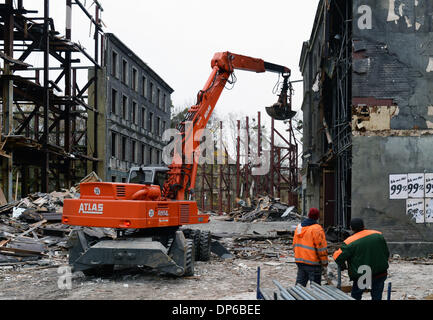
[{"xmin": 128, "ymin": 165, "xmax": 169, "ymax": 190}]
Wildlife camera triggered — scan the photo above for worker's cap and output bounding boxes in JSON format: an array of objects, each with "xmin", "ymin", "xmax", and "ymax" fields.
[
  {"xmin": 350, "ymin": 218, "xmax": 365, "ymax": 232},
  {"xmin": 308, "ymin": 208, "xmax": 320, "ymax": 220}
]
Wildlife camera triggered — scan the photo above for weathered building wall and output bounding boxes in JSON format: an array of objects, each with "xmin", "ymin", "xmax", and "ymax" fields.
[
  {"xmin": 352, "ymin": 0, "xmax": 433, "ymax": 256},
  {"xmin": 300, "ymin": 0, "xmax": 433, "ymax": 255},
  {"xmin": 300, "ymin": 1, "xmax": 326, "ymax": 217},
  {"xmin": 300, "ymin": 0, "xmax": 354, "ymax": 227},
  {"xmin": 89, "ymin": 33, "xmax": 173, "ymax": 182},
  {"xmin": 352, "ymin": 135, "xmax": 433, "ymax": 256}
]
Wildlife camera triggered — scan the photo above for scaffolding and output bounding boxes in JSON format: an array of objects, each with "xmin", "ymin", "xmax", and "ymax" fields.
[
  {"xmin": 197, "ymin": 111, "xmax": 299, "ymax": 214},
  {"xmin": 321, "ymin": 0, "xmax": 353, "ymax": 229},
  {"xmin": 0, "ymin": 0, "xmax": 103, "ymax": 200}
]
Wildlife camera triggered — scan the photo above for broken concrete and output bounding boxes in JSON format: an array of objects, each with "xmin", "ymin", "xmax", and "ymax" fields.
[{"xmin": 0, "ymin": 217, "xmax": 431, "ymax": 300}]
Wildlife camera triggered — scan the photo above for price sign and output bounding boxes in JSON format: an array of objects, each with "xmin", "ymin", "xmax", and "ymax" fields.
[
  {"xmin": 389, "ymin": 174, "xmax": 408, "ymax": 199},
  {"xmin": 425, "ymin": 174, "xmax": 433, "ymax": 198},
  {"xmin": 406, "ymin": 199, "xmax": 425, "ymax": 224},
  {"xmin": 425, "ymin": 199, "xmax": 433, "ymax": 223},
  {"xmin": 407, "ymin": 173, "xmax": 425, "ymax": 198}
]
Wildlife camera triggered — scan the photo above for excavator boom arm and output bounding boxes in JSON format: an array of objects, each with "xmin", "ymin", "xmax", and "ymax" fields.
[
  {"xmin": 162, "ymin": 52, "xmax": 291, "ymax": 200},
  {"xmin": 211, "ymin": 52, "xmax": 291, "ymax": 75}
]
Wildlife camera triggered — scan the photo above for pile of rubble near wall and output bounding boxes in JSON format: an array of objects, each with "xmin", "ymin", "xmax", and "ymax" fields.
[
  {"xmin": 228, "ymin": 231, "xmax": 294, "ymax": 261},
  {"xmin": 228, "ymin": 196, "xmax": 302, "ymax": 223},
  {"xmin": 0, "ymin": 172, "xmax": 111, "ymax": 268}
]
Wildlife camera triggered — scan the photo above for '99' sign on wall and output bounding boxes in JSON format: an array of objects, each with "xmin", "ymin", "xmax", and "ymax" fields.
[
  {"xmin": 390, "ymin": 173, "xmax": 433, "ymax": 224},
  {"xmin": 389, "ymin": 173, "xmax": 431, "ymax": 200}
]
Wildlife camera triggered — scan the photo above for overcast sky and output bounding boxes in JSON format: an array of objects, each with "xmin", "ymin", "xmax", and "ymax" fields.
[{"xmin": 25, "ymin": 0, "xmax": 319, "ymax": 146}]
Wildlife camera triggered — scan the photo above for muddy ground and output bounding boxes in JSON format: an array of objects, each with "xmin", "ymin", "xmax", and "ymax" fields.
[{"xmin": 0, "ymin": 216, "xmax": 432, "ymax": 300}]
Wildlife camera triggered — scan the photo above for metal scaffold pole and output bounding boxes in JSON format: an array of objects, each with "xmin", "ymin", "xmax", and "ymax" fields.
[
  {"xmin": 41, "ymin": 0, "xmax": 50, "ymax": 193},
  {"xmin": 196, "ymin": 113, "xmax": 299, "ymax": 214}
]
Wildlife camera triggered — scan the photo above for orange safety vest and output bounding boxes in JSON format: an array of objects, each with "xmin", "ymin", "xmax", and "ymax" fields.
[{"xmin": 293, "ymin": 223, "xmax": 328, "ymax": 266}]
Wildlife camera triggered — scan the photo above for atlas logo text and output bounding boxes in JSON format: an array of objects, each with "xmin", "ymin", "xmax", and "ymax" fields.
[{"xmin": 78, "ymin": 203, "xmax": 104, "ymax": 215}]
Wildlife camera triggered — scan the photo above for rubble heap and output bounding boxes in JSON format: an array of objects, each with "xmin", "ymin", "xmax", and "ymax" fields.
[
  {"xmin": 228, "ymin": 196, "xmax": 302, "ymax": 223},
  {"xmin": 0, "ymin": 172, "xmax": 108, "ymax": 267},
  {"xmin": 0, "ymin": 189, "xmax": 77, "ymax": 266}
]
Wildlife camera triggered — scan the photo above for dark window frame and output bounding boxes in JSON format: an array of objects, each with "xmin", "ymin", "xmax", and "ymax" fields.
[
  {"xmin": 132, "ymin": 67, "xmax": 138, "ymax": 91},
  {"xmin": 122, "ymin": 59, "xmax": 128, "ymax": 85},
  {"xmin": 111, "ymin": 132, "xmax": 117, "ymax": 157},
  {"xmin": 111, "ymin": 88, "xmax": 117, "ymax": 114},
  {"xmin": 111, "ymin": 51, "xmax": 118, "ymax": 77},
  {"xmin": 121, "ymin": 136, "xmax": 127, "ymax": 161},
  {"xmin": 122, "ymin": 95, "xmax": 128, "ymax": 120}
]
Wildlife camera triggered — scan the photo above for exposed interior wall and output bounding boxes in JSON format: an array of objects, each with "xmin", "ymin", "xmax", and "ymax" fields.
[
  {"xmin": 351, "ymin": 0, "xmax": 433, "ymax": 255},
  {"xmin": 300, "ymin": 0, "xmax": 327, "ymax": 220},
  {"xmin": 352, "ymin": 135, "xmax": 433, "ymax": 256},
  {"xmin": 300, "ymin": 0, "xmax": 353, "ymax": 229}
]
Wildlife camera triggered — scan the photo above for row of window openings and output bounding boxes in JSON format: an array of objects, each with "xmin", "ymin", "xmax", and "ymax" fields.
[
  {"xmin": 111, "ymin": 51, "xmax": 167, "ymax": 111},
  {"xmin": 111, "ymin": 133, "xmax": 162, "ymax": 165},
  {"xmin": 111, "ymin": 90, "xmax": 166, "ymax": 135}
]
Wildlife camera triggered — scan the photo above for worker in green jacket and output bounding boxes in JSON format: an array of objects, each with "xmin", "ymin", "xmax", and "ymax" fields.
[{"xmin": 333, "ymin": 218, "xmax": 390, "ymax": 300}]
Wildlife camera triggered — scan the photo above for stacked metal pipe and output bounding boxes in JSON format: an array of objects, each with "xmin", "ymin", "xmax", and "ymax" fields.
[{"xmin": 263, "ymin": 280, "xmax": 355, "ymax": 300}]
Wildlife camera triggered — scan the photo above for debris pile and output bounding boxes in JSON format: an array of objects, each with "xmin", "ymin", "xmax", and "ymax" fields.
[
  {"xmin": 0, "ymin": 172, "xmax": 108, "ymax": 268},
  {"xmin": 219, "ymin": 231, "xmax": 294, "ymax": 261},
  {"xmin": 0, "ymin": 214, "xmax": 72, "ymax": 267},
  {"xmin": 229, "ymin": 196, "xmax": 302, "ymax": 222},
  {"xmin": 7, "ymin": 189, "xmax": 79, "ymax": 223}
]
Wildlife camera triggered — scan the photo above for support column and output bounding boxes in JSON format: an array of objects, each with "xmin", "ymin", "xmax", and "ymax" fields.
[
  {"xmin": 245, "ymin": 117, "xmax": 249, "ymax": 199},
  {"xmin": 218, "ymin": 122, "xmax": 223, "ymax": 214},
  {"xmin": 226, "ymin": 147, "xmax": 231, "ymax": 213},
  {"xmin": 236, "ymin": 120, "xmax": 240, "ymax": 198},
  {"xmin": 92, "ymin": 5, "xmax": 100, "ymax": 173},
  {"xmin": 210, "ymin": 163, "xmax": 213, "ymax": 211},
  {"xmin": 41, "ymin": 0, "xmax": 50, "ymax": 193},
  {"xmin": 270, "ymin": 118, "xmax": 275, "ymax": 197},
  {"xmin": 2, "ymin": 0, "xmax": 15, "ymax": 201},
  {"xmin": 256, "ymin": 112, "xmax": 261, "ymax": 196},
  {"xmin": 64, "ymin": 0, "xmax": 72, "ymax": 187}
]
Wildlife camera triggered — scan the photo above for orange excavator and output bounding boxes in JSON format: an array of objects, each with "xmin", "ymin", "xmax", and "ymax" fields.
[{"xmin": 62, "ymin": 52, "xmax": 296, "ymax": 276}]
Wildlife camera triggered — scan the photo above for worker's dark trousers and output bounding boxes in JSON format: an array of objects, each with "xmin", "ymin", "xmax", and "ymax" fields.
[
  {"xmin": 295, "ymin": 264, "xmax": 322, "ymax": 287},
  {"xmin": 351, "ymin": 275, "xmax": 387, "ymax": 300}
]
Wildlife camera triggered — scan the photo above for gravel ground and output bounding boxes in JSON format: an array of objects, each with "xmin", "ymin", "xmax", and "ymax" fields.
[
  {"xmin": 1, "ymin": 255, "xmax": 432, "ymax": 300},
  {"xmin": 0, "ymin": 217, "xmax": 432, "ymax": 300}
]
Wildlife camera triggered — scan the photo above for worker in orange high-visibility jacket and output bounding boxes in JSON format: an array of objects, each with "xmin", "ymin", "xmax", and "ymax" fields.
[{"xmin": 293, "ymin": 208, "xmax": 328, "ymax": 286}]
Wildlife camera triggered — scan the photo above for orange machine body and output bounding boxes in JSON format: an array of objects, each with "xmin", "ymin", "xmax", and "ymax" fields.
[
  {"xmin": 63, "ymin": 52, "xmax": 290, "ymax": 231},
  {"xmin": 62, "ymin": 182, "xmax": 209, "ymax": 229}
]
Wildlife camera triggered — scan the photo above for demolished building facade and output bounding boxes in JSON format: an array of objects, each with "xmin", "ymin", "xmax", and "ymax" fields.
[
  {"xmin": 88, "ymin": 33, "xmax": 173, "ymax": 182},
  {"xmin": 0, "ymin": 1, "xmax": 172, "ymax": 198},
  {"xmin": 300, "ymin": 0, "xmax": 433, "ymax": 256}
]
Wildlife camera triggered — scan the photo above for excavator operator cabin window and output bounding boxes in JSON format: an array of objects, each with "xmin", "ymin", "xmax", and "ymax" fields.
[
  {"xmin": 154, "ymin": 171, "xmax": 167, "ymax": 189},
  {"xmin": 129, "ymin": 170, "xmax": 153, "ymax": 184}
]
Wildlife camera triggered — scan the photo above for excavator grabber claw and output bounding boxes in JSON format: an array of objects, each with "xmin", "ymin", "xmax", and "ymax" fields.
[
  {"xmin": 266, "ymin": 104, "xmax": 297, "ymax": 121},
  {"xmin": 266, "ymin": 75, "xmax": 297, "ymax": 121}
]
